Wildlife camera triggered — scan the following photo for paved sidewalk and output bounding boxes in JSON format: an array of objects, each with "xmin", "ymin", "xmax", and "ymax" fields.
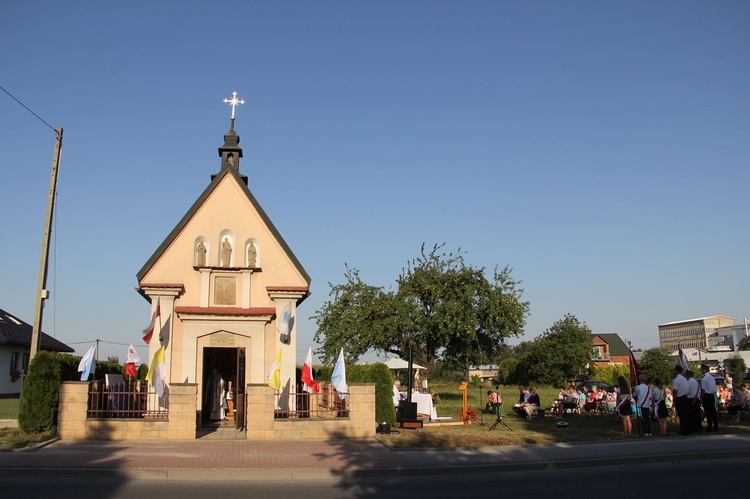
[{"xmin": 1, "ymin": 433, "xmax": 749, "ymax": 480}]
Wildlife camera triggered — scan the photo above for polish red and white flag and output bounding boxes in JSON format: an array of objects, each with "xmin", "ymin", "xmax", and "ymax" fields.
[
  {"xmin": 142, "ymin": 297, "xmax": 160, "ymax": 345},
  {"xmin": 125, "ymin": 344, "xmax": 140, "ymax": 377},
  {"xmin": 301, "ymin": 347, "xmax": 320, "ymax": 394}
]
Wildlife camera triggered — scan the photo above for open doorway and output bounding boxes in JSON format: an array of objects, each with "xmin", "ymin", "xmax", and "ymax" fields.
[{"xmin": 202, "ymin": 347, "xmax": 245, "ymax": 429}]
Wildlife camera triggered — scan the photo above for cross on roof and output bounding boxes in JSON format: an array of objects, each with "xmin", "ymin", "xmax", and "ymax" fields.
[{"xmin": 223, "ymin": 91, "xmax": 245, "ymax": 121}]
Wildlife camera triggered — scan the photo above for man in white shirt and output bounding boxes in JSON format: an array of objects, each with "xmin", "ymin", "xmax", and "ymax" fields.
[
  {"xmin": 686, "ymin": 370, "xmax": 702, "ymax": 433},
  {"xmin": 673, "ymin": 365, "xmax": 691, "ymax": 436},
  {"xmin": 393, "ymin": 380, "xmax": 403, "ymax": 408},
  {"xmin": 700, "ymin": 364, "xmax": 719, "ymax": 432},
  {"xmin": 633, "ymin": 374, "xmax": 653, "ymax": 436}
]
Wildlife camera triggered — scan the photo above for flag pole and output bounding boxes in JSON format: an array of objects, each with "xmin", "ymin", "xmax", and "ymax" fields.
[{"xmin": 30, "ymin": 128, "xmax": 63, "ymax": 362}]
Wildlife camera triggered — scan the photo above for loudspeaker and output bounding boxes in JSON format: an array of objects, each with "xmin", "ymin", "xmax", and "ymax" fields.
[{"xmin": 399, "ymin": 401, "xmax": 417, "ymax": 421}]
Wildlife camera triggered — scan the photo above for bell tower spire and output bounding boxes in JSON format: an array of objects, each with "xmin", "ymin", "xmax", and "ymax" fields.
[{"xmin": 218, "ymin": 91, "xmax": 245, "ymax": 172}]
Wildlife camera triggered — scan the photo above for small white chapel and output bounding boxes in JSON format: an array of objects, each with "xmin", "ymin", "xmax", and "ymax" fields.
[{"xmin": 135, "ymin": 92, "xmax": 311, "ymax": 428}]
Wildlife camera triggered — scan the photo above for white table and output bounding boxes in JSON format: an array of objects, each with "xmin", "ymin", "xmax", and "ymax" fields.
[{"xmin": 409, "ymin": 392, "xmax": 438, "ymax": 420}]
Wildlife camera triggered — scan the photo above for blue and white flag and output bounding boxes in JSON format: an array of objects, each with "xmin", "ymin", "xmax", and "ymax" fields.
[
  {"xmin": 78, "ymin": 344, "xmax": 97, "ymax": 381},
  {"xmin": 331, "ymin": 348, "xmax": 348, "ymax": 400},
  {"xmin": 276, "ymin": 302, "xmax": 292, "ymax": 336}
]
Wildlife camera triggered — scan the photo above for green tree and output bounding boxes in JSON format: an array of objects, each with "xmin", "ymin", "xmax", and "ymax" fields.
[
  {"xmin": 738, "ymin": 337, "xmax": 750, "ymax": 351},
  {"xmin": 313, "ymin": 244, "xmax": 529, "ymax": 370},
  {"xmin": 727, "ymin": 354, "xmax": 747, "ymax": 378},
  {"xmin": 521, "ymin": 314, "xmax": 593, "ymax": 386},
  {"xmin": 638, "ymin": 347, "xmax": 674, "ymax": 385}
]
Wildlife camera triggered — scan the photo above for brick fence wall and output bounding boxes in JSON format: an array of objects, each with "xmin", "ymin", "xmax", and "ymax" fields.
[
  {"xmin": 57, "ymin": 381, "xmax": 376, "ymax": 440},
  {"xmin": 57, "ymin": 382, "xmax": 197, "ymax": 440},
  {"xmin": 245, "ymin": 383, "xmax": 376, "ymax": 439}
]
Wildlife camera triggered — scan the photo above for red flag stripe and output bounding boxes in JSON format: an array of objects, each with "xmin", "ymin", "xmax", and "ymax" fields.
[{"xmin": 142, "ymin": 298, "xmax": 161, "ymax": 345}]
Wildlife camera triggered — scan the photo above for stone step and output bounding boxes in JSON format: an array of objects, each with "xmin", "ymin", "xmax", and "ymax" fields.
[{"xmin": 196, "ymin": 427, "xmax": 245, "ymax": 440}]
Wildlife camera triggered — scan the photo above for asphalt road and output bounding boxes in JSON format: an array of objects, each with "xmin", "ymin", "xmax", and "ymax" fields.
[{"xmin": 6, "ymin": 455, "xmax": 748, "ymax": 498}]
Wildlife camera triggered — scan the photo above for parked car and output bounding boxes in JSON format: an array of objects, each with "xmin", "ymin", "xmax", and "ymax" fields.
[{"xmin": 576, "ymin": 380, "xmax": 614, "ymax": 393}]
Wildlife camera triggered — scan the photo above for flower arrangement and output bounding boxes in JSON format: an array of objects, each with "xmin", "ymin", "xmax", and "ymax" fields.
[{"xmin": 459, "ymin": 408, "xmax": 478, "ymax": 423}]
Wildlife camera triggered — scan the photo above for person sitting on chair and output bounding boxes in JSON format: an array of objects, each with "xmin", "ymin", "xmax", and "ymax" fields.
[
  {"xmin": 727, "ymin": 385, "xmax": 749, "ymax": 423},
  {"xmin": 584, "ymin": 386, "xmax": 599, "ymax": 413},
  {"xmin": 521, "ymin": 388, "xmax": 542, "ymax": 420},
  {"xmin": 486, "ymin": 390, "xmax": 502, "ymax": 414}
]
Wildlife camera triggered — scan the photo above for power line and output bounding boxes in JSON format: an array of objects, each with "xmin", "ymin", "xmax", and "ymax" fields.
[
  {"xmin": 0, "ymin": 83, "xmax": 56, "ymax": 132},
  {"xmin": 67, "ymin": 339, "xmax": 138, "ymax": 347}
]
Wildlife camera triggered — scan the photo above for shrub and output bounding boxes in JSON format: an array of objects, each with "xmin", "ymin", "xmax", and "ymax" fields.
[
  {"xmin": 18, "ymin": 351, "xmax": 62, "ymax": 433},
  {"xmin": 727, "ymin": 355, "xmax": 747, "ymax": 379},
  {"xmin": 137, "ymin": 363, "xmax": 149, "ymax": 381},
  {"xmin": 589, "ymin": 364, "xmax": 630, "ymax": 386},
  {"xmin": 315, "ymin": 362, "xmax": 396, "ymax": 425}
]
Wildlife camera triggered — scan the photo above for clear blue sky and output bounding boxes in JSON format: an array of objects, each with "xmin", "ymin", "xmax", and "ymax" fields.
[{"xmin": 2, "ymin": 1, "xmax": 748, "ymax": 366}]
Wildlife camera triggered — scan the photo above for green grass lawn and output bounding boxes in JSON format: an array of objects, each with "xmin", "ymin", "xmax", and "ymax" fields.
[
  {"xmin": 381, "ymin": 379, "xmax": 750, "ymax": 448},
  {"xmin": 0, "ymin": 427, "xmax": 55, "ymax": 450},
  {"xmin": 426, "ymin": 380, "xmax": 559, "ymax": 421},
  {"xmin": 0, "ymin": 397, "xmax": 21, "ymax": 419}
]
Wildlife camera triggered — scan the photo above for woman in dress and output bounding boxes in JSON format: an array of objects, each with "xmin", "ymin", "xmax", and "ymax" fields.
[
  {"xmin": 617, "ymin": 376, "xmax": 633, "ymax": 437},
  {"xmin": 652, "ymin": 377, "xmax": 668, "ymax": 435}
]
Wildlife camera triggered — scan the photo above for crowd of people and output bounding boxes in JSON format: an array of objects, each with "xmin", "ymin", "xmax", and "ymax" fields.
[
  {"xmin": 543, "ymin": 364, "xmax": 749, "ymax": 438},
  {"xmin": 614, "ymin": 364, "xmax": 750, "ymax": 437}
]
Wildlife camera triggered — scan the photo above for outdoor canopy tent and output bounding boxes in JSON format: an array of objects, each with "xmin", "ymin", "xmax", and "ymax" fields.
[{"xmin": 384, "ymin": 358, "xmax": 426, "ymax": 371}]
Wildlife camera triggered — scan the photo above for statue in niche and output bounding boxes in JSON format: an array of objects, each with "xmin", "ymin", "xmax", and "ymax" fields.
[
  {"xmin": 247, "ymin": 242, "xmax": 257, "ymax": 268},
  {"xmin": 221, "ymin": 238, "xmax": 232, "ymax": 267},
  {"xmin": 227, "ymin": 153, "xmax": 235, "ymax": 168},
  {"xmin": 196, "ymin": 241, "xmax": 207, "ymax": 267}
]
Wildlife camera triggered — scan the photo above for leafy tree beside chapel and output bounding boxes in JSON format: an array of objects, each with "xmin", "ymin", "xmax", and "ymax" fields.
[
  {"xmin": 519, "ymin": 314, "xmax": 593, "ymax": 386},
  {"xmin": 313, "ymin": 244, "xmax": 530, "ymax": 371},
  {"xmin": 638, "ymin": 347, "xmax": 674, "ymax": 385}
]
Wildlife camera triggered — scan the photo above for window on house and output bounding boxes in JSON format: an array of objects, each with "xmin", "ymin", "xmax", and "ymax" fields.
[
  {"xmin": 22, "ymin": 353, "xmax": 30, "ymax": 373},
  {"xmin": 10, "ymin": 351, "xmax": 19, "ymax": 373}
]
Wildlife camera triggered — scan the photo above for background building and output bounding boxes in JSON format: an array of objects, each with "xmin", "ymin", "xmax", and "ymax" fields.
[
  {"xmin": 658, "ymin": 316, "xmax": 735, "ymax": 350},
  {"xmin": 0, "ymin": 308, "xmax": 73, "ymax": 396},
  {"xmin": 591, "ymin": 333, "xmax": 630, "ymax": 367},
  {"xmin": 712, "ymin": 321, "xmax": 750, "ymax": 351}
]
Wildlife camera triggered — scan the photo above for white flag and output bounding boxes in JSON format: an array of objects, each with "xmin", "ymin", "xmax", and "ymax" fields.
[
  {"xmin": 276, "ymin": 302, "xmax": 292, "ymax": 336},
  {"xmin": 331, "ymin": 348, "xmax": 348, "ymax": 400},
  {"xmin": 78, "ymin": 344, "xmax": 97, "ymax": 381}
]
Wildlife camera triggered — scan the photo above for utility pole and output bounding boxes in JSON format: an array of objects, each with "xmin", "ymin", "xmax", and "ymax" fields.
[{"xmin": 29, "ymin": 128, "xmax": 63, "ymax": 361}]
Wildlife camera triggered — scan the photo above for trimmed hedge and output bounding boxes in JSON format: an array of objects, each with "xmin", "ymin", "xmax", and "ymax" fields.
[
  {"xmin": 589, "ymin": 364, "xmax": 630, "ymax": 387},
  {"xmin": 18, "ymin": 351, "xmax": 144, "ymax": 434},
  {"xmin": 18, "ymin": 351, "xmax": 61, "ymax": 433},
  {"xmin": 314, "ymin": 362, "xmax": 396, "ymax": 426}
]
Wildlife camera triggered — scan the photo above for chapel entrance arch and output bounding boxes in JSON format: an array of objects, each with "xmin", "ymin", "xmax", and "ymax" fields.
[{"xmin": 201, "ymin": 346, "xmax": 246, "ymax": 430}]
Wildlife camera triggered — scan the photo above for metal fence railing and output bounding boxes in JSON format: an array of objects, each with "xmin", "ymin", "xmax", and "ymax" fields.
[
  {"xmin": 87, "ymin": 380, "xmax": 168, "ymax": 419},
  {"xmin": 273, "ymin": 384, "xmax": 349, "ymax": 419}
]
